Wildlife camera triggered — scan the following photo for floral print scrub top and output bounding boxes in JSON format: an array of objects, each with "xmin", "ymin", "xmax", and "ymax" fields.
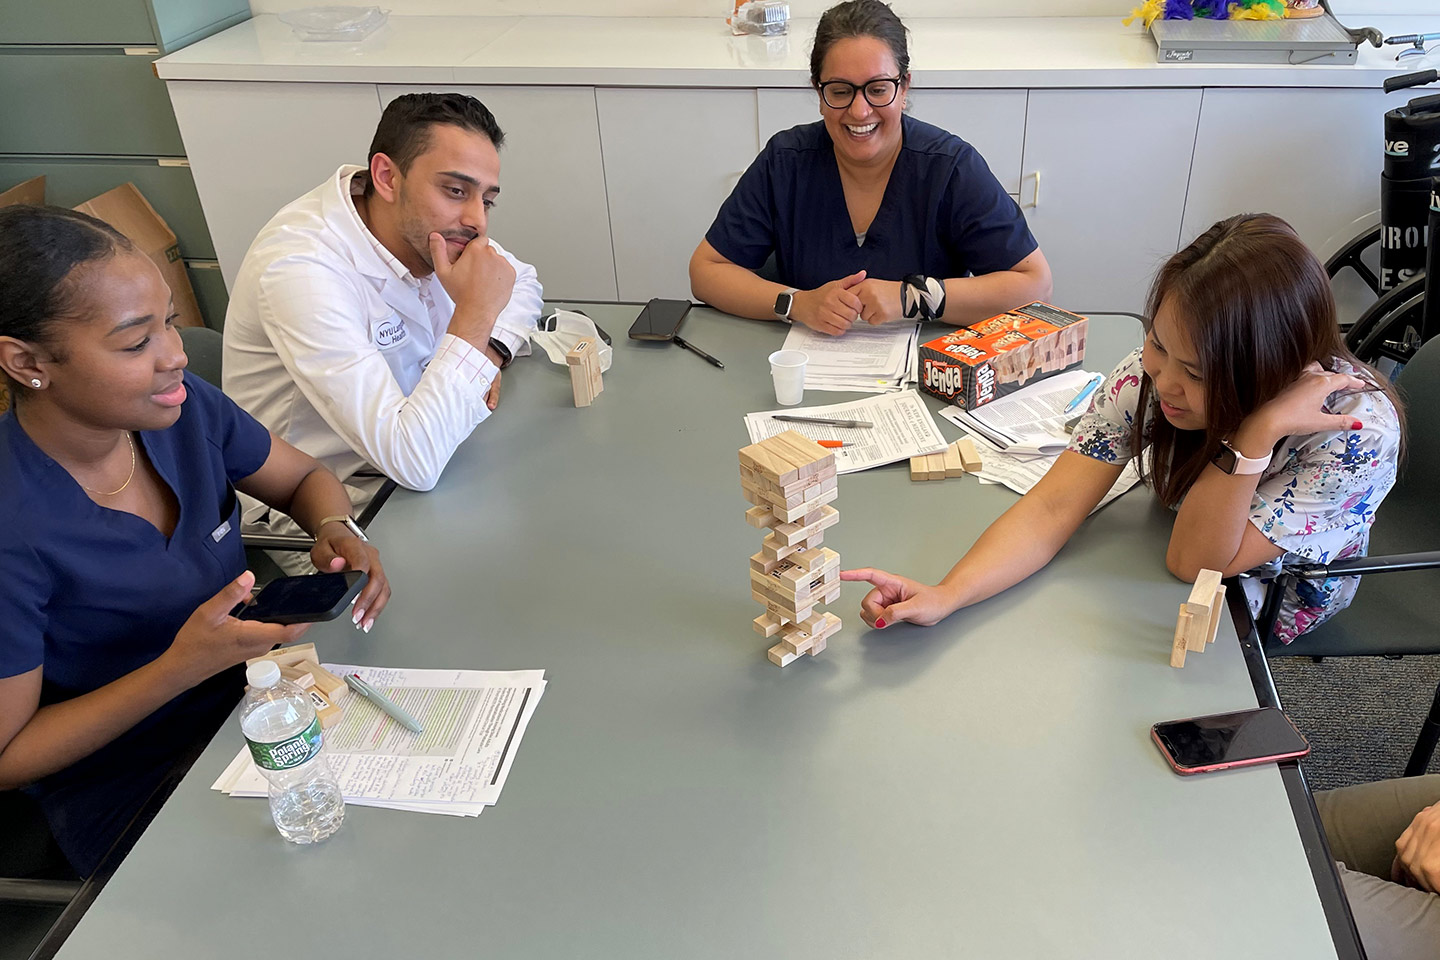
[{"xmin": 1068, "ymin": 349, "xmax": 1402, "ymax": 643}]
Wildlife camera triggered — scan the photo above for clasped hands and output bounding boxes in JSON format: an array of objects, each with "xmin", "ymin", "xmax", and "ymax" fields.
[{"xmin": 790, "ymin": 271, "xmax": 906, "ymax": 336}]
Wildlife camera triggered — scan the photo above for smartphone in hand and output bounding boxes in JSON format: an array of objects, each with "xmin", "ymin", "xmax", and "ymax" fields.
[{"xmin": 232, "ymin": 571, "xmax": 368, "ymax": 625}]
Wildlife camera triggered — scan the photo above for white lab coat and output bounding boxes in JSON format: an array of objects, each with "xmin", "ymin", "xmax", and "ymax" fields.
[{"xmin": 223, "ymin": 164, "xmax": 543, "ymax": 509}]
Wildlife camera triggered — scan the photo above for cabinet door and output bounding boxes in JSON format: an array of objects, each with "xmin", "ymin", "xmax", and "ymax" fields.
[
  {"xmin": 597, "ymin": 88, "xmax": 759, "ymax": 301},
  {"xmin": 1180, "ymin": 88, "xmax": 1393, "ymax": 258},
  {"xmin": 757, "ymin": 88, "xmax": 1027, "ymax": 195},
  {"xmin": 379, "ymin": 85, "xmax": 617, "ymax": 301},
  {"xmin": 1020, "ymin": 89, "xmax": 1201, "ymax": 316},
  {"xmin": 166, "ymin": 80, "xmax": 382, "ymax": 289}
]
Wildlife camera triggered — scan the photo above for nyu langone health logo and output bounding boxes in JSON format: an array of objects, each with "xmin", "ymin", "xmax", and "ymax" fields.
[{"xmin": 375, "ymin": 317, "xmax": 409, "ymax": 348}]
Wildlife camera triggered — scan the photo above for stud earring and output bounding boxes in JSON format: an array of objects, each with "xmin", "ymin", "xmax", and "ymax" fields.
[{"xmin": 30, "ymin": 378, "xmax": 42, "ymax": 388}]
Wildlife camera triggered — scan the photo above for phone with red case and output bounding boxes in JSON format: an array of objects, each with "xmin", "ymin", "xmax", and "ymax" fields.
[{"xmin": 1151, "ymin": 707, "xmax": 1310, "ymax": 776}]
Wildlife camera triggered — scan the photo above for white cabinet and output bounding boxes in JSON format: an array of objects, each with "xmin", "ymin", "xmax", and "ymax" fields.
[
  {"xmin": 596, "ymin": 88, "xmax": 759, "ymax": 301},
  {"xmin": 756, "ymin": 88, "xmax": 1028, "ymax": 196},
  {"xmin": 166, "ymin": 81, "xmax": 382, "ymax": 289},
  {"xmin": 379, "ymin": 85, "xmax": 618, "ymax": 301},
  {"xmin": 1020, "ymin": 88, "xmax": 1202, "ymax": 316},
  {"xmin": 1180, "ymin": 87, "xmax": 1394, "ymax": 257}
]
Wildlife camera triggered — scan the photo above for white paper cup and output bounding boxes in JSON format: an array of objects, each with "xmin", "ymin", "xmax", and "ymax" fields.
[{"xmin": 768, "ymin": 349, "xmax": 808, "ymax": 406}]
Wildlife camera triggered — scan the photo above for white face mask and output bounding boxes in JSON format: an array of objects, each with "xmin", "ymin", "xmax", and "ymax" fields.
[{"xmin": 531, "ymin": 309, "xmax": 614, "ymax": 373}]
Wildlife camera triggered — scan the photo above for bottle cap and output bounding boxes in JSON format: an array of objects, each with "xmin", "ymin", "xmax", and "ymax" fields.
[{"xmin": 245, "ymin": 660, "xmax": 281, "ymax": 689}]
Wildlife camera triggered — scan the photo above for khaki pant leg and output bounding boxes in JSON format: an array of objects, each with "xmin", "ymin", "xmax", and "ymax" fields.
[
  {"xmin": 1317, "ymin": 775, "xmax": 1440, "ymax": 880},
  {"xmin": 1337, "ymin": 862, "xmax": 1440, "ymax": 960}
]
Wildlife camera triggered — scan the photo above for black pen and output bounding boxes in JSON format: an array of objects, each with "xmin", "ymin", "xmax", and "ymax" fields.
[{"xmin": 673, "ymin": 335, "xmax": 724, "ymax": 369}]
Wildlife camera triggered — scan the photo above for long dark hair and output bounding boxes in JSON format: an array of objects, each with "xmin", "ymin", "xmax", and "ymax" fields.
[
  {"xmin": 809, "ymin": 0, "xmax": 910, "ymax": 87},
  {"xmin": 1137, "ymin": 213, "xmax": 1404, "ymax": 506},
  {"xmin": 0, "ymin": 204, "xmax": 132, "ymax": 398}
]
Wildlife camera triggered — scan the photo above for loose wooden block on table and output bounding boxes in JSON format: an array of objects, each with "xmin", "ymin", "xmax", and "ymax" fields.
[
  {"xmin": 956, "ymin": 436, "xmax": 982, "ymax": 473},
  {"xmin": 1184, "ymin": 570, "xmax": 1224, "ymax": 617},
  {"xmin": 925, "ymin": 452, "xmax": 948, "ymax": 481},
  {"xmin": 566, "ymin": 336, "xmax": 601, "ymax": 407},
  {"xmin": 279, "ymin": 664, "xmax": 315, "ymax": 689},
  {"xmin": 910, "ymin": 456, "xmax": 927, "ymax": 481},
  {"xmin": 942, "ymin": 442, "xmax": 966, "ymax": 478},
  {"xmin": 308, "ymin": 688, "xmax": 343, "ymax": 729},
  {"xmin": 248, "ymin": 642, "xmax": 317, "ymax": 668},
  {"xmin": 305, "ymin": 661, "xmax": 349, "ymax": 701},
  {"xmin": 1171, "ymin": 606, "xmax": 1193, "ymax": 668}
]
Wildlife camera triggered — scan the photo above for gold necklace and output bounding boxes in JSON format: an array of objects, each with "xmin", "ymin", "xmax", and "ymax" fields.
[{"xmin": 82, "ymin": 432, "xmax": 137, "ymax": 497}]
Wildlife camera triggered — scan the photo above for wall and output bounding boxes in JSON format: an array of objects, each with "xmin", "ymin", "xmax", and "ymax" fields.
[{"xmin": 247, "ymin": 1, "xmax": 1430, "ymax": 19}]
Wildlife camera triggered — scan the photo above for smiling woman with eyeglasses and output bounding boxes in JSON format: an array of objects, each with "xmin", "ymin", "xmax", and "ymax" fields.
[{"xmin": 689, "ymin": 0, "xmax": 1052, "ymax": 336}]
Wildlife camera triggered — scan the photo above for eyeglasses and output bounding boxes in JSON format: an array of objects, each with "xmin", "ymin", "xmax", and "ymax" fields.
[{"xmin": 818, "ymin": 77, "xmax": 902, "ymax": 110}]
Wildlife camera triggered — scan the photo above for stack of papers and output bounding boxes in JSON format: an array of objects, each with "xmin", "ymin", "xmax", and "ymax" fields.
[
  {"xmin": 212, "ymin": 666, "xmax": 546, "ymax": 817},
  {"xmin": 935, "ymin": 372, "xmax": 1141, "ymax": 512},
  {"xmin": 781, "ymin": 321, "xmax": 919, "ymax": 393},
  {"xmin": 744, "ymin": 391, "xmax": 948, "ymax": 474}
]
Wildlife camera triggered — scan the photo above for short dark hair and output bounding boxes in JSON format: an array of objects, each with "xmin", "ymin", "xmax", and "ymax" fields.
[
  {"xmin": 0, "ymin": 205, "xmax": 133, "ymax": 393},
  {"xmin": 810, "ymin": 0, "xmax": 910, "ymax": 87},
  {"xmin": 365, "ymin": 93, "xmax": 506, "ymax": 197}
]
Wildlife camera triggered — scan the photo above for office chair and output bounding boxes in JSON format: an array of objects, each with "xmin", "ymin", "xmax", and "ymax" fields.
[{"xmin": 1257, "ymin": 334, "xmax": 1440, "ymax": 776}]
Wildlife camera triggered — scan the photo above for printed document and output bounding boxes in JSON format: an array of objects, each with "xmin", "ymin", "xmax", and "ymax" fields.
[
  {"xmin": 940, "ymin": 369, "xmax": 1103, "ymax": 457},
  {"xmin": 745, "ymin": 391, "xmax": 948, "ymax": 474},
  {"xmin": 213, "ymin": 666, "xmax": 545, "ymax": 816},
  {"xmin": 782, "ymin": 321, "xmax": 919, "ymax": 393}
]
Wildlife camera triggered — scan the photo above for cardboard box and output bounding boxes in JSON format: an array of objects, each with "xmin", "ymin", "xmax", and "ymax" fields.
[
  {"xmin": 0, "ymin": 175, "xmax": 45, "ymax": 208},
  {"xmin": 918, "ymin": 302, "xmax": 1088, "ymax": 409},
  {"xmin": 74, "ymin": 183, "xmax": 203, "ymax": 329}
]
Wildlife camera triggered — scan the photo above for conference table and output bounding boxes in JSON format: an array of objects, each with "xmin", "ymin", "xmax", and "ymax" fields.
[{"xmin": 53, "ymin": 305, "xmax": 1359, "ymax": 959}]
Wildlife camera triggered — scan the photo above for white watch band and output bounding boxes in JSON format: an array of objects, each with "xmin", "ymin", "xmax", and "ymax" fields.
[{"xmin": 1220, "ymin": 441, "xmax": 1269, "ymax": 476}]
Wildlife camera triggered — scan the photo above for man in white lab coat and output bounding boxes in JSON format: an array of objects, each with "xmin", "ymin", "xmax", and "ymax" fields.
[{"xmin": 224, "ymin": 93, "xmax": 543, "ymax": 539}]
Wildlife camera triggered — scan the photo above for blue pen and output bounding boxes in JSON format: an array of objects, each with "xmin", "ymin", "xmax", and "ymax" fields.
[
  {"xmin": 345, "ymin": 674, "xmax": 424, "ymax": 734},
  {"xmin": 1063, "ymin": 375, "xmax": 1104, "ymax": 415}
]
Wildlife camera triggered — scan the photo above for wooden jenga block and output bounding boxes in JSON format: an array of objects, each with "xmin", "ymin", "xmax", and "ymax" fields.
[
  {"xmin": 566, "ymin": 337, "xmax": 599, "ymax": 407},
  {"xmin": 279, "ymin": 664, "xmax": 315, "ymax": 689},
  {"xmin": 925, "ymin": 452, "xmax": 948, "ymax": 481},
  {"xmin": 773, "ymin": 505, "xmax": 838, "ymax": 546},
  {"xmin": 787, "ymin": 547, "xmax": 828, "ymax": 573},
  {"xmin": 304, "ymin": 661, "xmax": 349, "ymax": 702},
  {"xmin": 751, "ymin": 550, "xmax": 786, "ymax": 576},
  {"xmin": 753, "ymin": 612, "xmax": 784, "ymax": 637},
  {"xmin": 942, "ymin": 442, "xmax": 966, "ymax": 478},
  {"xmin": 1171, "ymin": 606, "xmax": 1192, "ymax": 668},
  {"xmin": 767, "ymin": 643, "xmax": 799, "ymax": 667},
  {"xmin": 910, "ymin": 456, "xmax": 928, "ymax": 481},
  {"xmin": 745, "ymin": 505, "xmax": 779, "ymax": 529},
  {"xmin": 308, "ymin": 688, "xmax": 343, "ymax": 729},
  {"xmin": 248, "ymin": 642, "xmax": 317, "ymax": 668},
  {"xmin": 1184, "ymin": 569, "xmax": 1224, "ymax": 617},
  {"xmin": 766, "ymin": 431, "xmax": 833, "ymax": 475},
  {"xmin": 809, "ymin": 634, "xmax": 827, "ymax": 656},
  {"xmin": 956, "ymin": 436, "xmax": 982, "ymax": 473},
  {"xmin": 739, "ymin": 438, "xmax": 804, "ymax": 485},
  {"xmin": 772, "ymin": 484, "xmax": 838, "ymax": 523},
  {"xmin": 1203, "ymin": 585, "xmax": 1227, "ymax": 646}
]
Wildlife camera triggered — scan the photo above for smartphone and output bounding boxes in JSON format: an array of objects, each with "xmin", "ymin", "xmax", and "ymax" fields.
[
  {"xmin": 628, "ymin": 298, "xmax": 692, "ymax": 341},
  {"xmin": 233, "ymin": 571, "xmax": 368, "ymax": 625},
  {"xmin": 1151, "ymin": 707, "xmax": 1310, "ymax": 776}
]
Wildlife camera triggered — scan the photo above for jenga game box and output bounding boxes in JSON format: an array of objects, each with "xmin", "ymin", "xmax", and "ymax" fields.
[{"xmin": 918, "ymin": 302, "xmax": 1088, "ymax": 410}]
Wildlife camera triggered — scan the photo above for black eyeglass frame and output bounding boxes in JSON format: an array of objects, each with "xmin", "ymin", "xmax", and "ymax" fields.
[{"xmin": 816, "ymin": 76, "xmax": 905, "ymax": 110}]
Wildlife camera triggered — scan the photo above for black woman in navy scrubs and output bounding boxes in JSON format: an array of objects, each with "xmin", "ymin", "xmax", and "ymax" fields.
[
  {"xmin": 0, "ymin": 205, "xmax": 392, "ymax": 875},
  {"xmin": 690, "ymin": 0, "xmax": 1052, "ymax": 336}
]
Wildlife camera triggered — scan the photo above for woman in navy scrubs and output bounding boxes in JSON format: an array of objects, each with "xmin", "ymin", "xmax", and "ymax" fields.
[
  {"xmin": 0, "ymin": 206, "xmax": 391, "ymax": 875},
  {"xmin": 690, "ymin": 0, "xmax": 1052, "ymax": 336}
]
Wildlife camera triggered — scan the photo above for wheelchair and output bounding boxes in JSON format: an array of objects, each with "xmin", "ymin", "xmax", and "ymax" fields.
[{"xmin": 1326, "ymin": 67, "xmax": 1439, "ymax": 373}]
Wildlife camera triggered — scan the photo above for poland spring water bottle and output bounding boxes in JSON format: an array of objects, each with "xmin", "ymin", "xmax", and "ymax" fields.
[{"xmin": 240, "ymin": 660, "xmax": 345, "ymax": 843}]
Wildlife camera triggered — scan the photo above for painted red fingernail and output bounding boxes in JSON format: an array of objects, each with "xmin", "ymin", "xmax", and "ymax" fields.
[
  {"xmin": 1351, "ymin": 420, "xmax": 1363, "ymax": 431},
  {"xmin": 875, "ymin": 618, "xmax": 887, "ymax": 629}
]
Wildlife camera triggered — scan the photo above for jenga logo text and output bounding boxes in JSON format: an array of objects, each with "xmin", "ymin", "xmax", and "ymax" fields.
[{"xmin": 923, "ymin": 361, "xmax": 967, "ymax": 398}]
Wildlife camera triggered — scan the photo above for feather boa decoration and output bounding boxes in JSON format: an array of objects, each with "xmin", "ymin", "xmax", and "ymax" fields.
[
  {"xmin": 1191, "ymin": 0, "xmax": 1228, "ymax": 17},
  {"xmin": 1229, "ymin": 0, "xmax": 1285, "ymax": 18}
]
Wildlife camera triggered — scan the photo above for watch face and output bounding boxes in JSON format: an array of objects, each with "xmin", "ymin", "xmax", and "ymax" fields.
[
  {"xmin": 775, "ymin": 292, "xmax": 794, "ymax": 318},
  {"xmin": 1212, "ymin": 445, "xmax": 1238, "ymax": 475}
]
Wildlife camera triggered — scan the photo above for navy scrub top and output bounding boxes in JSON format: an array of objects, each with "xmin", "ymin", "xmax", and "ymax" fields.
[
  {"xmin": 0, "ymin": 374, "xmax": 272, "ymax": 874},
  {"xmin": 705, "ymin": 114, "xmax": 1038, "ymax": 293}
]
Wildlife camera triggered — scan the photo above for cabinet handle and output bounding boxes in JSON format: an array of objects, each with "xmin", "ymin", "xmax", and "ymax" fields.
[{"xmin": 1023, "ymin": 170, "xmax": 1041, "ymax": 209}]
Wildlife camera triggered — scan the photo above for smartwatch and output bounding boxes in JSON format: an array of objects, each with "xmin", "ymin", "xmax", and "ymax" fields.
[
  {"xmin": 1211, "ymin": 441, "xmax": 1269, "ymax": 476},
  {"xmin": 774, "ymin": 288, "xmax": 798, "ymax": 322},
  {"xmin": 318, "ymin": 514, "xmax": 370, "ymax": 543},
  {"xmin": 487, "ymin": 337, "xmax": 514, "ymax": 368}
]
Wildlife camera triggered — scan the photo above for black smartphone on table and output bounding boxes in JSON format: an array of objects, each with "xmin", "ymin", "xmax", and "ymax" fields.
[
  {"xmin": 1151, "ymin": 707, "xmax": 1310, "ymax": 776},
  {"xmin": 628, "ymin": 298, "xmax": 692, "ymax": 341},
  {"xmin": 232, "ymin": 571, "xmax": 368, "ymax": 625}
]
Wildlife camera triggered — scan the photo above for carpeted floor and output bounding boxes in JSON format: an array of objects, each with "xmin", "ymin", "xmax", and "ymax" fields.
[{"xmin": 1271, "ymin": 653, "xmax": 1440, "ymax": 792}]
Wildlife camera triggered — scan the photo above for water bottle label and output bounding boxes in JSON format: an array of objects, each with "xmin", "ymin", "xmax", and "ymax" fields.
[{"xmin": 246, "ymin": 715, "xmax": 323, "ymax": 771}]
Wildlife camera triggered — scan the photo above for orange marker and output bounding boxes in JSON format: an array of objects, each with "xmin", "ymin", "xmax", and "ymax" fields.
[{"xmin": 816, "ymin": 440, "xmax": 848, "ymax": 449}]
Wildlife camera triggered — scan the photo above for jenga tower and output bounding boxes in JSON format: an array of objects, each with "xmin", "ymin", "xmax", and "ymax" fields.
[{"xmin": 739, "ymin": 431, "xmax": 842, "ymax": 667}]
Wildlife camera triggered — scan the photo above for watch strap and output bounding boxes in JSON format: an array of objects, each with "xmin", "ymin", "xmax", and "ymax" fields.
[
  {"xmin": 1214, "ymin": 441, "xmax": 1269, "ymax": 476},
  {"xmin": 317, "ymin": 514, "xmax": 370, "ymax": 543},
  {"xmin": 487, "ymin": 337, "xmax": 514, "ymax": 368}
]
